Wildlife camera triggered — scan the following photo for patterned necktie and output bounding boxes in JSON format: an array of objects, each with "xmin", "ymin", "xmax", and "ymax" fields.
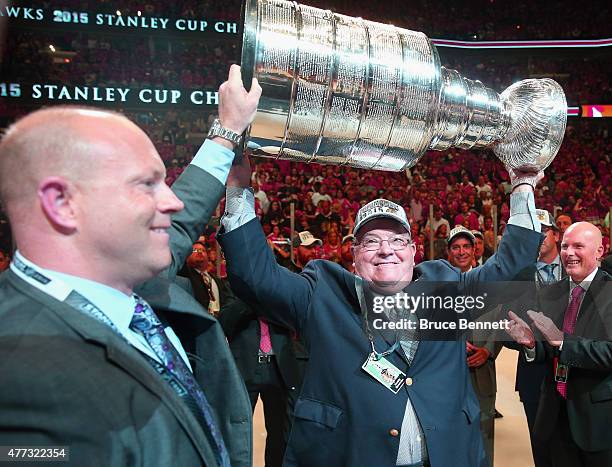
[
  {"xmin": 542, "ymin": 263, "xmax": 557, "ymax": 284},
  {"xmin": 130, "ymin": 296, "xmax": 230, "ymax": 467},
  {"xmin": 258, "ymin": 318, "xmax": 273, "ymax": 354},
  {"xmin": 200, "ymin": 272, "xmax": 214, "ymax": 302},
  {"xmin": 556, "ymin": 286, "xmax": 585, "ymax": 398}
]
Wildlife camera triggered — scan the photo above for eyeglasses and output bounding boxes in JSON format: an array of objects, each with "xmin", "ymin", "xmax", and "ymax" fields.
[
  {"xmin": 192, "ymin": 249, "xmax": 205, "ymax": 254},
  {"xmin": 357, "ymin": 236, "xmax": 412, "ymax": 251}
]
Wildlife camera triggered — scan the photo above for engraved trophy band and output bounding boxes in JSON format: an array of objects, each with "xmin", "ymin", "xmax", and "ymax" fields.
[{"xmin": 241, "ymin": 0, "xmax": 567, "ymax": 171}]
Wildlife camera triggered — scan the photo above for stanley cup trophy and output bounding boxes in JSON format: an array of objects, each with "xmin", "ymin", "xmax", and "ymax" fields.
[{"xmin": 240, "ymin": 0, "xmax": 567, "ymax": 171}]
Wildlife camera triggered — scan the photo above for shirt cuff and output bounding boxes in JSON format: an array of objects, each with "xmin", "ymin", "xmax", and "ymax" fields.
[
  {"xmin": 524, "ymin": 345, "xmax": 537, "ymax": 362},
  {"xmin": 190, "ymin": 139, "xmax": 235, "ymax": 185},
  {"xmin": 221, "ymin": 186, "xmax": 257, "ymax": 232},
  {"xmin": 507, "ymin": 191, "xmax": 541, "ymax": 232}
]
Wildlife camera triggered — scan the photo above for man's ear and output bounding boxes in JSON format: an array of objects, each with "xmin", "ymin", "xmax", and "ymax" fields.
[
  {"xmin": 596, "ymin": 243, "xmax": 605, "ymax": 262},
  {"xmin": 38, "ymin": 176, "xmax": 78, "ymax": 233}
]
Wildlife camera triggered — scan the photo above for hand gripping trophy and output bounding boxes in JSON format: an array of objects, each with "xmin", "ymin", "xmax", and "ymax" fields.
[{"xmin": 240, "ymin": 0, "xmax": 567, "ymax": 172}]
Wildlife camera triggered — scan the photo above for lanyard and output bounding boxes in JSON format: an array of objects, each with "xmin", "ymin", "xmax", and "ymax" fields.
[
  {"xmin": 355, "ymin": 276, "xmax": 399, "ymax": 360},
  {"xmin": 11, "ymin": 255, "xmax": 127, "ymax": 340},
  {"xmin": 11, "ymin": 255, "xmax": 196, "ymax": 398}
]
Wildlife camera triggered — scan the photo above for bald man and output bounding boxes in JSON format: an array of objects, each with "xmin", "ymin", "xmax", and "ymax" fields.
[
  {"xmin": 0, "ymin": 65, "xmax": 261, "ymax": 466},
  {"xmin": 507, "ymin": 222, "xmax": 612, "ymax": 466}
]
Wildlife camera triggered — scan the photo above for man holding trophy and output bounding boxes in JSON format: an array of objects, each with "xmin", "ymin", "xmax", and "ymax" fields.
[
  {"xmin": 219, "ymin": 159, "xmax": 543, "ymax": 466},
  {"xmin": 210, "ymin": 1, "xmax": 568, "ymax": 465}
]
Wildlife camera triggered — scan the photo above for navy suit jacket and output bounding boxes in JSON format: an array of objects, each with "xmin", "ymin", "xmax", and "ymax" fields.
[{"xmin": 219, "ymin": 220, "xmax": 541, "ymax": 467}]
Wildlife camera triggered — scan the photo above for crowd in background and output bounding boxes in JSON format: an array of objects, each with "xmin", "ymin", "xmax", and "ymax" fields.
[
  {"xmin": 1, "ymin": 0, "xmax": 610, "ymax": 270},
  {"xmin": 6, "ymin": 118, "xmax": 609, "ymax": 274}
]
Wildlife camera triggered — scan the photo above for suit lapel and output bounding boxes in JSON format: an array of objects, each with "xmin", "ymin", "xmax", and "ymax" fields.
[
  {"xmin": 353, "ymin": 275, "xmax": 413, "ymax": 366},
  {"xmin": 540, "ymin": 278, "xmax": 569, "ymax": 328},
  {"xmin": 542, "ymin": 272, "xmax": 609, "ymax": 338},
  {"xmin": 574, "ymin": 270, "xmax": 609, "ymax": 337},
  {"xmin": 7, "ymin": 271, "xmax": 215, "ymax": 464}
]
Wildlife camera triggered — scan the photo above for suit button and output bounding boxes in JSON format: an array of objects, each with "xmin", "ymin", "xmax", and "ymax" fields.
[
  {"xmin": 405, "ymin": 377, "xmax": 413, "ymax": 386},
  {"xmin": 389, "ymin": 429, "xmax": 400, "ymax": 437}
]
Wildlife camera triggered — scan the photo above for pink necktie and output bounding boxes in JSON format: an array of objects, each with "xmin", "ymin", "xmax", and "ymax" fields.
[
  {"xmin": 556, "ymin": 286, "xmax": 585, "ymax": 398},
  {"xmin": 259, "ymin": 318, "xmax": 272, "ymax": 354}
]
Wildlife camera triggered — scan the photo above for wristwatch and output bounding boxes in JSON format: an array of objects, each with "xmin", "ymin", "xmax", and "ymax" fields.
[{"xmin": 207, "ymin": 118, "xmax": 243, "ymax": 146}]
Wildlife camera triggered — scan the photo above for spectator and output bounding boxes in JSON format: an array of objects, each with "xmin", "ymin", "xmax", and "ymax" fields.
[
  {"xmin": 322, "ymin": 230, "xmax": 342, "ymax": 263},
  {"xmin": 311, "ymin": 182, "xmax": 332, "ymax": 207},
  {"xmin": 291, "ymin": 231, "xmax": 322, "ymax": 271},
  {"xmin": 340, "ymin": 234, "xmax": 355, "ymax": 272},
  {"xmin": 425, "ymin": 206, "xmax": 450, "ymax": 236},
  {"xmin": 312, "ymin": 200, "xmax": 341, "ymax": 238},
  {"xmin": 556, "ymin": 213, "xmax": 573, "ymax": 235},
  {"xmin": 253, "ymin": 180, "xmax": 270, "ymax": 214},
  {"xmin": 472, "ymin": 230, "xmax": 486, "ymax": 266},
  {"xmin": 263, "ymin": 200, "xmax": 285, "ymax": 229}
]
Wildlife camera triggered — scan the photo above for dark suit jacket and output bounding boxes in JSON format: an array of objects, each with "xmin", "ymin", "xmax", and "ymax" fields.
[
  {"xmin": 0, "ymin": 166, "xmax": 252, "ymax": 467},
  {"xmin": 510, "ymin": 263, "xmax": 567, "ymax": 403},
  {"xmin": 219, "ymin": 219, "xmax": 542, "ymax": 467},
  {"xmin": 469, "ymin": 336, "xmax": 503, "ymax": 399},
  {"xmin": 218, "ymin": 297, "xmax": 308, "ymax": 394},
  {"xmin": 532, "ymin": 269, "xmax": 612, "ymax": 452},
  {"xmin": 178, "ymin": 265, "xmax": 233, "ymax": 313},
  {"xmin": 601, "ymin": 255, "xmax": 612, "ymax": 275}
]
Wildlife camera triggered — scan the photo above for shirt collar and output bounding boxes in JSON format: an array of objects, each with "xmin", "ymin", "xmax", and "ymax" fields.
[
  {"xmin": 195, "ymin": 268, "xmax": 210, "ymax": 277},
  {"xmin": 570, "ymin": 267, "xmax": 599, "ymax": 293},
  {"xmin": 13, "ymin": 251, "xmax": 136, "ymax": 335},
  {"xmin": 536, "ymin": 255, "xmax": 561, "ymax": 271}
]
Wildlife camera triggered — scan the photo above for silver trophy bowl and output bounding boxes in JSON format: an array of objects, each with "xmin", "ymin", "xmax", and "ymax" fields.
[{"xmin": 241, "ymin": 0, "xmax": 567, "ymax": 171}]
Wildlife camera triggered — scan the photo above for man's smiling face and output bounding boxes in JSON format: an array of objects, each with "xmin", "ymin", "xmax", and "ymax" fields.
[
  {"xmin": 448, "ymin": 236, "xmax": 475, "ymax": 272},
  {"xmin": 561, "ymin": 222, "xmax": 604, "ymax": 283},
  {"xmin": 353, "ymin": 218, "xmax": 415, "ymax": 294}
]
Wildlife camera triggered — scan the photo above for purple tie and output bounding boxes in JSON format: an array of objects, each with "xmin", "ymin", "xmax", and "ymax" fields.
[
  {"xmin": 130, "ymin": 296, "xmax": 230, "ymax": 466},
  {"xmin": 556, "ymin": 286, "xmax": 585, "ymax": 398}
]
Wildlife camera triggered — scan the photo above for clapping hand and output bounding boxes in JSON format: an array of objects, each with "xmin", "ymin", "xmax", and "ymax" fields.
[
  {"xmin": 506, "ymin": 311, "xmax": 536, "ymax": 348},
  {"xmin": 526, "ymin": 310, "xmax": 563, "ymax": 347}
]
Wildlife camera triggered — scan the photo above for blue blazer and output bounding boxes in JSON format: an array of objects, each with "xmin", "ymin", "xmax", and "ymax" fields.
[{"xmin": 220, "ymin": 220, "xmax": 541, "ymax": 467}]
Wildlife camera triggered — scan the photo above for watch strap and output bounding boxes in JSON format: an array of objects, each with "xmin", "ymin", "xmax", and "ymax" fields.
[{"xmin": 207, "ymin": 118, "xmax": 243, "ymax": 146}]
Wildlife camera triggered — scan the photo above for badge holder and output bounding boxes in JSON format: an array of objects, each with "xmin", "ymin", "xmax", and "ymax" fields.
[
  {"xmin": 362, "ymin": 341, "xmax": 406, "ymax": 394},
  {"xmin": 355, "ymin": 277, "xmax": 408, "ymax": 393},
  {"xmin": 554, "ymin": 357, "xmax": 570, "ymax": 383}
]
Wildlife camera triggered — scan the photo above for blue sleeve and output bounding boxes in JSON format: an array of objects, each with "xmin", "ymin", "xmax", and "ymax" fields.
[
  {"xmin": 465, "ymin": 223, "xmax": 543, "ymax": 285},
  {"xmin": 218, "ymin": 219, "xmax": 316, "ymax": 334},
  {"xmin": 189, "ymin": 139, "xmax": 235, "ymax": 185}
]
